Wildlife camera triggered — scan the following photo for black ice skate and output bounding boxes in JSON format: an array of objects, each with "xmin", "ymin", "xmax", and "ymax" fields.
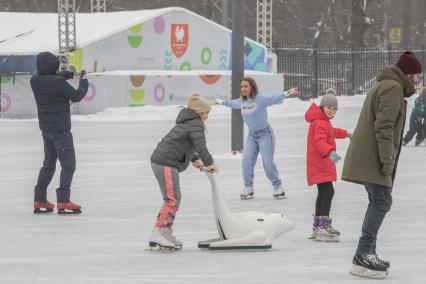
[
  {"xmin": 350, "ymin": 253, "xmax": 388, "ymax": 279},
  {"xmin": 375, "ymin": 254, "xmax": 390, "ymax": 269}
]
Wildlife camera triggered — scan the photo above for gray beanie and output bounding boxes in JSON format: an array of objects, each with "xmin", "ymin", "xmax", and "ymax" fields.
[
  {"xmin": 320, "ymin": 94, "xmax": 338, "ymax": 110},
  {"xmin": 325, "ymin": 88, "xmax": 336, "ymax": 96}
]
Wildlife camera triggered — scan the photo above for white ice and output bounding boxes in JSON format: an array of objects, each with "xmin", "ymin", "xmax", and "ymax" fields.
[{"xmin": 1, "ymin": 95, "xmax": 425, "ymax": 283}]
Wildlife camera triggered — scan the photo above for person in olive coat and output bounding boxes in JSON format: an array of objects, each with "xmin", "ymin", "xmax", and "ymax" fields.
[
  {"xmin": 31, "ymin": 51, "xmax": 88, "ymax": 214},
  {"xmin": 342, "ymin": 51, "xmax": 422, "ymax": 278}
]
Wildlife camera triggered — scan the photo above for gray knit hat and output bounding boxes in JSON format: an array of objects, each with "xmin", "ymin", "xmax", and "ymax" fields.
[
  {"xmin": 187, "ymin": 93, "xmax": 211, "ymax": 113},
  {"xmin": 325, "ymin": 88, "xmax": 336, "ymax": 96},
  {"xmin": 320, "ymin": 94, "xmax": 338, "ymax": 110}
]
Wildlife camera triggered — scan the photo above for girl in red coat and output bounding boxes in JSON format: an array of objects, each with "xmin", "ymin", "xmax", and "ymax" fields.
[{"xmin": 305, "ymin": 89, "xmax": 351, "ymax": 242}]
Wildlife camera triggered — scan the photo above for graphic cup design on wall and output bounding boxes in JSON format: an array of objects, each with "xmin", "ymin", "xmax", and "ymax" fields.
[
  {"xmin": 0, "ymin": 93, "xmax": 12, "ymax": 113},
  {"xmin": 129, "ymin": 75, "xmax": 146, "ymax": 107},
  {"xmin": 171, "ymin": 24, "xmax": 189, "ymax": 58},
  {"xmin": 128, "ymin": 24, "xmax": 143, "ymax": 48}
]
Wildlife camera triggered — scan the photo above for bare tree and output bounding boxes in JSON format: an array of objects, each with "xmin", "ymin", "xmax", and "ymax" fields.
[{"xmin": 0, "ymin": 0, "xmax": 423, "ymax": 47}]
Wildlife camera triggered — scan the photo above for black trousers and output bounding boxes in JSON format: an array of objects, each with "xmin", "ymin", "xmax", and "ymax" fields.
[
  {"xmin": 403, "ymin": 116, "xmax": 425, "ymax": 144},
  {"xmin": 34, "ymin": 131, "xmax": 76, "ymax": 203},
  {"xmin": 315, "ymin": 182, "xmax": 335, "ymax": 216}
]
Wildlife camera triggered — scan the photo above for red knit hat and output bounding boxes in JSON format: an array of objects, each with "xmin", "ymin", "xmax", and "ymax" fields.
[{"xmin": 396, "ymin": 51, "xmax": 422, "ymax": 75}]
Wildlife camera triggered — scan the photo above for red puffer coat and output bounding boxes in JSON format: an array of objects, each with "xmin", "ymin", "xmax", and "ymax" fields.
[{"xmin": 305, "ymin": 103, "xmax": 347, "ymax": 186}]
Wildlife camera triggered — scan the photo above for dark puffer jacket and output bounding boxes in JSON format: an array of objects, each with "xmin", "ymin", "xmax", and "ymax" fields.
[
  {"xmin": 151, "ymin": 108, "xmax": 214, "ymax": 172},
  {"xmin": 30, "ymin": 52, "xmax": 88, "ymax": 132},
  {"xmin": 410, "ymin": 93, "xmax": 426, "ymax": 122}
]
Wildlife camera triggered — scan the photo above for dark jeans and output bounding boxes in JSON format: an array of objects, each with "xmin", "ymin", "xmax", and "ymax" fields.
[
  {"xmin": 315, "ymin": 182, "xmax": 334, "ymax": 216},
  {"xmin": 34, "ymin": 131, "xmax": 76, "ymax": 203},
  {"xmin": 403, "ymin": 116, "xmax": 425, "ymax": 144},
  {"xmin": 356, "ymin": 182, "xmax": 392, "ymax": 255}
]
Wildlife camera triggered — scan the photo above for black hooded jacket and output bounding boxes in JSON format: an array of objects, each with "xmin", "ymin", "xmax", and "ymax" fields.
[
  {"xmin": 151, "ymin": 108, "xmax": 214, "ymax": 172},
  {"xmin": 30, "ymin": 52, "xmax": 89, "ymax": 132}
]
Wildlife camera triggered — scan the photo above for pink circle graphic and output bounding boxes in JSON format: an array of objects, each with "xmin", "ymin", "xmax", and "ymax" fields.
[
  {"xmin": 154, "ymin": 16, "xmax": 165, "ymax": 34},
  {"xmin": 154, "ymin": 83, "xmax": 165, "ymax": 102},
  {"xmin": 0, "ymin": 93, "xmax": 12, "ymax": 112},
  {"xmin": 83, "ymin": 83, "xmax": 96, "ymax": 102}
]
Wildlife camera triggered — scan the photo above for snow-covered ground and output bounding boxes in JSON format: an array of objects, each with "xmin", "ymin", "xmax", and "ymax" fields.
[{"xmin": 1, "ymin": 95, "xmax": 425, "ymax": 284}]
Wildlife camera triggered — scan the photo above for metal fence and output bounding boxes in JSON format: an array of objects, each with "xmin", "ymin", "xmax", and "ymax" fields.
[{"xmin": 274, "ymin": 44, "xmax": 426, "ymax": 99}]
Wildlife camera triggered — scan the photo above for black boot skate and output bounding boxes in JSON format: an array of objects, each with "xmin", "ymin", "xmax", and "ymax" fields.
[{"xmin": 350, "ymin": 253, "xmax": 388, "ymax": 279}]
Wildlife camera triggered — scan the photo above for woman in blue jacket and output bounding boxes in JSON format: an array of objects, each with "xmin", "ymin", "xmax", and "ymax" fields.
[{"xmin": 216, "ymin": 77, "xmax": 298, "ymax": 199}]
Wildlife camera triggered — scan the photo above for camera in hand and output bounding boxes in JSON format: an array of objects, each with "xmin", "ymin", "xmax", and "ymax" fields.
[{"xmin": 80, "ymin": 70, "xmax": 87, "ymax": 79}]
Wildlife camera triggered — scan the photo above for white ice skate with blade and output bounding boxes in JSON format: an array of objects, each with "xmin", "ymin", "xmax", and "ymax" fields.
[
  {"xmin": 163, "ymin": 227, "xmax": 182, "ymax": 249},
  {"xmin": 147, "ymin": 227, "xmax": 181, "ymax": 252},
  {"xmin": 240, "ymin": 186, "xmax": 254, "ymax": 200},
  {"xmin": 315, "ymin": 228, "xmax": 340, "ymax": 242},
  {"xmin": 272, "ymin": 185, "xmax": 286, "ymax": 199}
]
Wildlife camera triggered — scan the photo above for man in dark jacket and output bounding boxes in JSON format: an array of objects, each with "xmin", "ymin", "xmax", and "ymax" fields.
[
  {"xmin": 342, "ymin": 51, "xmax": 422, "ymax": 278},
  {"xmin": 31, "ymin": 51, "xmax": 88, "ymax": 214}
]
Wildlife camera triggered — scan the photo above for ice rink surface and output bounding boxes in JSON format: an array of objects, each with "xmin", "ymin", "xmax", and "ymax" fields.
[{"xmin": 1, "ymin": 96, "xmax": 425, "ymax": 283}]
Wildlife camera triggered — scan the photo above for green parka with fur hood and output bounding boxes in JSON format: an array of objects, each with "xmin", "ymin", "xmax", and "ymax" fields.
[{"xmin": 342, "ymin": 66, "xmax": 416, "ymax": 188}]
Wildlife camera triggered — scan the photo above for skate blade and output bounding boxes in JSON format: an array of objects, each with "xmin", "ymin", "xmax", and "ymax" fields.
[
  {"xmin": 314, "ymin": 236, "xmax": 340, "ymax": 242},
  {"xmin": 146, "ymin": 242, "xmax": 180, "ymax": 252},
  {"xmin": 350, "ymin": 264, "xmax": 387, "ymax": 279},
  {"xmin": 273, "ymin": 194, "xmax": 286, "ymax": 200},
  {"xmin": 34, "ymin": 208, "xmax": 54, "ymax": 214},
  {"xmin": 58, "ymin": 209, "xmax": 82, "ymax": 215},
  {"xmin": 307, "ymin": 233, "xmax": 317, "ymax": 240},
  {"xmin": 240, "ymin": 195, "xmax": 254, "ymax": 200}
]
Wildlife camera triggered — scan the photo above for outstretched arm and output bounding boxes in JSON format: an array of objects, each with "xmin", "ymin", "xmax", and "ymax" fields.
[
  {"xmin": 222, "ymin": 97, "xmax": 243, "ymax": 109},
  {"xmin": 263, "ymin": 87, "xmax": 300, "ymax": 107},
  {"xmin": 333, "ymin": 127, "xmax": 348, "ymax": 139}
]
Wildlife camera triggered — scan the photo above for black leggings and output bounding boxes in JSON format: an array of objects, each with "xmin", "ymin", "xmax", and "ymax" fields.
[
  {"xmin": 315, "ymin": 182, "xmax": 335, "ymax": 216},
  {"xmin": 403, "ymin": 116, "xmax": 425, "ymax": 144}
]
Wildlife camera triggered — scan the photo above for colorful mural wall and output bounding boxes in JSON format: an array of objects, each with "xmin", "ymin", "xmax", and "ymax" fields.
[
  {"xmin": 0, "ymin": 76, "xmax": 37, "ymax": 118},
  {"xmin": 1, "ymin": 72, "xmax": 283, "ymax": 118},
  {"xmin": 75, "ymin": 72, "xmax": 284, "ymax": 115},
  {"xmin": 73, "ymin": 10, "xmax": 269, "ymax": 73},
  {"xmin": 0, "ymin": 8, "xmax": 280, "ymax": 118}
]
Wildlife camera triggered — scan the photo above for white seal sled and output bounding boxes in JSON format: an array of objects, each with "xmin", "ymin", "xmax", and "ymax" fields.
[{"xmin": 198, "ymin": 172, "xmax": 295, "ymax": 250}]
